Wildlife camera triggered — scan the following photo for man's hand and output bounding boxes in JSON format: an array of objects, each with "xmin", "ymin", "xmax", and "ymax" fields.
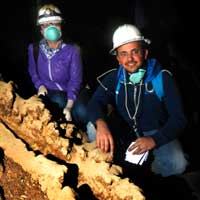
[
  {"xmin": 96, "ymin": 119, "xmax": 114, "ymax": 156},
  {"xmin": 128, "ymin": 136, "xmax": 156, "ymax": 154}
]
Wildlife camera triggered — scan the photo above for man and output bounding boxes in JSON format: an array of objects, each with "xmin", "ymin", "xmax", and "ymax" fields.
[{"xmin": 87, "ymin": 24, "xmax": 188, "ymax": 177}]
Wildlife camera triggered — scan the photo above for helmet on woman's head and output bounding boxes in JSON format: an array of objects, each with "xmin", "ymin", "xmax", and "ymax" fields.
[
  {"xmin": 37, "ymin": 4, "xmax": 63, "ymax": 25},
  {"xmin": 109, "ymin": 24, "xmax": 151, "ymax": 55}
]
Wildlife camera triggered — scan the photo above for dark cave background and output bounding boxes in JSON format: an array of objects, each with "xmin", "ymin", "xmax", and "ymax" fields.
[{"xmin": 1, "ymin": 0, "xmax": 200, "ymax": 91}]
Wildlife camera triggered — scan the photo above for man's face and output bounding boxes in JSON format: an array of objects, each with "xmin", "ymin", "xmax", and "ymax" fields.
[{"xmin": 116, "ymin": 41, "xmax": 148, "ymax": 73}]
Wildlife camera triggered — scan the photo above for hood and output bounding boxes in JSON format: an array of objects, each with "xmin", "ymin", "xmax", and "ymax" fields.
[{"xmin": 144, "ymin": 58, "xmax": 162, "ymax": 83}]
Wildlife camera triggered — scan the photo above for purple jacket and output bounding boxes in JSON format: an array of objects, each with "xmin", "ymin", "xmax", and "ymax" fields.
[{"xmin": 28, "ymin": 43, "xmax": 83, "ymax": 101}]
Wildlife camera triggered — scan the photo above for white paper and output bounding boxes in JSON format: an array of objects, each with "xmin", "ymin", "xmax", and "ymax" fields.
[{"xmin": 125, "ymin": 141, "xmax": 149, "ymax": 165}]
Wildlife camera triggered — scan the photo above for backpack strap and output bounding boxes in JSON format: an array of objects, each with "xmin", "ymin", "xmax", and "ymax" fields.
[
  {"xmin": 33, "ymin": 42, "xmax": 39, "ymax": 64},
  {"xmin": 32, "ymin": 42, "xmax": 39, "ymax": 64},
  {"xmin": 115, "ymin": 65, "xmax": 124, "ymax": 104},
  {"xmin": 152, "ymin": 69, "xmax": 172, "ymax": 101}
]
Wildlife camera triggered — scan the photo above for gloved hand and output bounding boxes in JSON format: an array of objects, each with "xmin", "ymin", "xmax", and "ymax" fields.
[
  {"xmin": 37, "ymin": 85, "xmax": 48, "ymax": 96},
  {"xmin": 63, "ymin": 99, "xmax": 74, "ymax": 121}
]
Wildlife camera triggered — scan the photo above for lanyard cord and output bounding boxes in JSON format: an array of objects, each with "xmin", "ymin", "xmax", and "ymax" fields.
[
  {"xmin": 124, "ymin": 81, "xmax": 142, "ymax": 120},
  {"xmin": 123, "ymin": 69, "xmax": 142, "ymax": 137},
  {"xmin": 123, "ymin": 69, "xmax": 142, "ymax": 120}
]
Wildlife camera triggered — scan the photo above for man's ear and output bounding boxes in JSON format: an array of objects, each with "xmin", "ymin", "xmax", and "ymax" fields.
[{"xmin": 116, "ymin": 55, "xmax": 121, "ymax": 65}]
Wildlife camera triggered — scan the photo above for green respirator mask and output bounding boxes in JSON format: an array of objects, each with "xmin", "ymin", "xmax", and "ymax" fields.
[
  {"xmin": 129, "ymin": 68, "xmax": 146, "ymax": 84},
  {"xmin": 44, "ymin": 25, "xmax": 61, "ymax": 42}
]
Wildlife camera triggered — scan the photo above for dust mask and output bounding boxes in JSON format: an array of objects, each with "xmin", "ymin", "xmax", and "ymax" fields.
[
  {"xmin": 44, "ymin": 25, "xmax": 61, "ymax": 42},
  {"xmin": 129, "ymin": 68, "xmax": 146, "ymax": 84}
]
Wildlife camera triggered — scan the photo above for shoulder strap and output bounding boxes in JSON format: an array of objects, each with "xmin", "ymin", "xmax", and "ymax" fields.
[
  {"xmin": 32, "ymin": 42, "xmax": 39, "ymax": 64},
  {"xmin": 152, "ymin": 69, "xmax": 172, "ymax": 101}
]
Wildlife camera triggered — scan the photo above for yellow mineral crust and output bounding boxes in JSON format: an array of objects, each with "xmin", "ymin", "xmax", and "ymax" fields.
[
  {"xmin": 0, "ymin": 81, "xmax": 70, "ymax": 160},
  {"xmin": 0, "ymin": 122, "xmax": 76, "ymax": 200},
  {"xmin": 0, "ymin": 81, "xmax": 145, "ymax": 200}
]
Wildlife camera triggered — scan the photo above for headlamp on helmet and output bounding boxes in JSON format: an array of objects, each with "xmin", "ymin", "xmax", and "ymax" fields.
[{"xmin": 37, "ymin": 4, "xmax": 63, "ymax": 25}]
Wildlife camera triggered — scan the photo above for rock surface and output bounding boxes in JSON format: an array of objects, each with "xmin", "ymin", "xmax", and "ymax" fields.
[{"xmin": 0, "ymin": 81, "xmax": 145, "ymax": 200}]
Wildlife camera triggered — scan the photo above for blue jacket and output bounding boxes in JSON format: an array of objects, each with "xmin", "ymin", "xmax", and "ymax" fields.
[
  {"xmin": 28, "ymin": 42, "xmax": 82, "ymax": 101},
  {"xmin": 87, "ymin": 58, "xmax": 187, "ymax": 147}
]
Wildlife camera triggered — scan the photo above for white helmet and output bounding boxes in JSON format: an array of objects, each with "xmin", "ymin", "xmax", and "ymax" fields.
[
  {"xmin": 37, "ymin": 4, "xmax": 63, "ymax": 25},
  {"xmin": 109, "ymin": 24, "xmax": 151, "ymax": 55}
]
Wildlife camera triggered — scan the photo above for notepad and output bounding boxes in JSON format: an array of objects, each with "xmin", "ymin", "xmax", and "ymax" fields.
[{"xmin": 125, "ymin": 141, "xmax": 149, "ymax": 165}]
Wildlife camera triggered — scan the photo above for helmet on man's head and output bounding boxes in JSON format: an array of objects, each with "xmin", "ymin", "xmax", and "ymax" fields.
[
  {"xmin": 37, "ymin": 4, "xmax": 63, "ymax": 25},
  {"xmin": 109, "ymin": 24, "xmax": 151, "ymax": 55}
]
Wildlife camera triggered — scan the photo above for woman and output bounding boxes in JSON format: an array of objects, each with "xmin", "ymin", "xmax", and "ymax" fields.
[{"xmin": 28, "ymin": 4, "xmax": 88, "ymax": 126}]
